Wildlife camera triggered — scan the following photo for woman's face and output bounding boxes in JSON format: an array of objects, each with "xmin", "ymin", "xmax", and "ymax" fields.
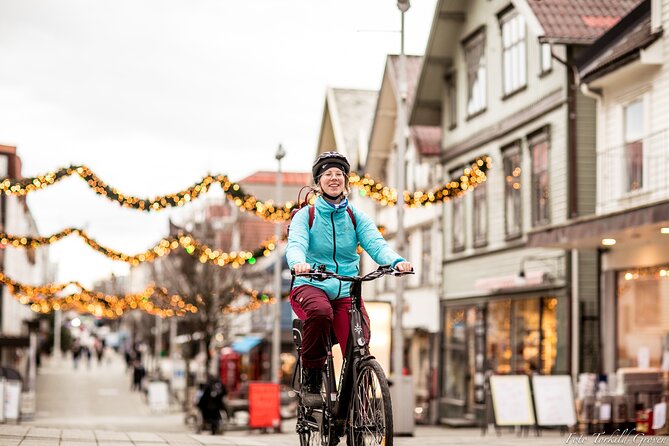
[{"xmin": 319, "ymin": 167, "xmax": 346, "ymax": 197}]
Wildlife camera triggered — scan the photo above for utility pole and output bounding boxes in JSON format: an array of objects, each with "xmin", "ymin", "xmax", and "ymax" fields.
[{"xmin": 271, "ymin": 143, "xmax": 286, "ymax": 384}]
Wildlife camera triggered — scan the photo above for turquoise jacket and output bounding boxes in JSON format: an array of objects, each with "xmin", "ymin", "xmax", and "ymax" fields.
[{"xmin": 286, "ymin": 196, "xmax": 405, "ymax": 299}]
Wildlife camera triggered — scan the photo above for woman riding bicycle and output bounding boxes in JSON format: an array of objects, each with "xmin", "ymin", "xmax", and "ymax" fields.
[{"xmin": 286, "ymin": 151, "xmax": 413, "ymax": 399}]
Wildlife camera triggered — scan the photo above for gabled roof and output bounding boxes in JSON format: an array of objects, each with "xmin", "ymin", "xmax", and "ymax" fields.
[
  {"xmin": 316, "ymin": 88, "xmax": 378, "ymax": 172},
  {"xmin": 238, "ymin": 171, "xmax": 311, "ymax": 186},
  {"xmin": 366, "ymin": 55, "xmax": 442, "ymax": 179},
  {"xmin": 523, "ymin": 0, "xmax": 643, "ymax": 44},
  {"xmin": 575, "ymin": 0, "xmax": 662, "ymax": 83}
]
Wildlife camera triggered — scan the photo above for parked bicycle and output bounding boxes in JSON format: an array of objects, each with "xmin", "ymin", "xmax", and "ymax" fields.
[{"xmin": 291, "ymin": 265, "xmax": 413, "ymax": 446}]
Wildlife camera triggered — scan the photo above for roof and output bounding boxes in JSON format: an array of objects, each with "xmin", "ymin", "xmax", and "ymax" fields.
[
  {"xmin": 576, "ymin": 0, "xmax": 662, "ymax": 83},
  {"xmin": 410, "ymin": 126, "xmax": 442, "ymax": 157},
  {"xmin": 388, "ymin": 55, "xmax": 424, "ymax": 114},
  {"xmin": 525, "ymin": 0, "xmax": 644, "ymax": 44},
  {"xmin": 238, "ymin": 171, "xmax": 311, "ymax": 186},
  {"xmin": 319, "ymin": 88, "xmax": 379, "ymax": 168}
]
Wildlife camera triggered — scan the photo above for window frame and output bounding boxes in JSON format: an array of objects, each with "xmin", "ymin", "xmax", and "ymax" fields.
[
  {"xmin": 529, "ymin": 128, "xmax": 551, "ymax": 227},
  {"xmin": 540, "ymin": 43, "xmax": 553, "ymax": 75},
  {"xmin": 463, "ymin": 27, "xmax": 487, "ymax": 119},
  {"xmin": 472, "ymin": 181, "xmax": 488, "ymax": 248},
  {"xmin": 446, "ymin": 72, "xmax": 457, "ymax": 130},
  {"xmin": 451, "ymin": 168, "xmax": 466, "ymax": 253},
  {"xmin": 499, "ymin": 8, "xmax": 527, "ymax": 98},
  {"xmin": 622, "ymin": 98, "xmax": 645, "ymax": 193},
  {"xmin": 502, "ymin": 142, "xmax": 523, "ymax": 239}
]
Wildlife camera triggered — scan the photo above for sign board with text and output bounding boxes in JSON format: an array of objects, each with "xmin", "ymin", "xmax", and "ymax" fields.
[
  {"xmin": 489, "ymin": 375, "xmax": 536, "ymax": 426},
  {"xmin": 531, "ymin": 375, "xmax": 577, "ymax": 426}
]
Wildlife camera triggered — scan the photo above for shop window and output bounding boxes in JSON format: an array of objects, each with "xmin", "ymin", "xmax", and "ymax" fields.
[
  {"xmin": 487, "ymin": 300, "xmax": 512, "ymax": 374},
  {"xmin": 541, "ymin": 297, "xmax": 559, "ymax": 374},
  {"xmin": 444, "ymin": 307, "xmax": 468, "ymax": 401},
  {"xmin": 503, "ymin": 144, "xmax": 522, "ymax": 238},
  {"xmin": 624, "ymin": 99, "xmax": 644, "ymax": 192},
  {"xmin": 464, "ymin": 28, "xmax": 487, "ymax": 117},
  {"xmin": 500, "ymin": 8, "xmax": 526, "ymax": 96},
  {"xmin": 530, "ymin": 129, "xmax": 550, "ymax": 226},
  {"xmin": 473, "ymin": 183, "xmax": 487, "ymax": 247},
  {"xmin": 513, "ymin": 298, "xmax": 540, "ymax": 374},
  {"xmin": 617, "ymin": 267, "xmax": 667, "ymax": 368}
]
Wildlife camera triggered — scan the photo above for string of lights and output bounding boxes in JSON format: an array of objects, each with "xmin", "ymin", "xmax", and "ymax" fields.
[
  {"xmin": 0, "ymin": 271, "xmax": 280, "ymax": 319},
  {"xmin": 222, "ymin": 286, "xmax": 276, "ymax": 315},
  {"xmin": 0, "ymin": 271, "xmax": 198, "ymax": 319},
  {"xmin": 0, "ymin": 156, "xmax": 490, "ymax": 221},
  {"xmin": 0, "ymin": 229, "xmax": 278, "ymax": 268}
]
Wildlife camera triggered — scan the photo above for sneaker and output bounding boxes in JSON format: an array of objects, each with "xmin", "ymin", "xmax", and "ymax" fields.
[{"xmin": 301, "ymin": 366, "xmax": 323, "ymax": 407}]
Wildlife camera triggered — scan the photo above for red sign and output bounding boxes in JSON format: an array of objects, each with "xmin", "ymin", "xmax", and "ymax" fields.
[{"xmin": 248, "ymin": 382, "xmax": 281, "ymax": 429}]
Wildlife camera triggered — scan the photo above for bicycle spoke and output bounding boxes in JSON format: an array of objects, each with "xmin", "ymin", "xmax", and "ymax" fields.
[{"xmin": 352, "ymin": 365, "xmax": 388, "ymax": 446}]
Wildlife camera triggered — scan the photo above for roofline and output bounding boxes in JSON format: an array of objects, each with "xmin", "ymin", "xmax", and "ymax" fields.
[
  {"xmin": 409, "ymin": 0, "xmax": 444, "ymax": 125},
  {"xmin": 576, "ymin": 0, "xmax": 651, "ymax": 72},
  {"xmin": 327, "ymin": 87, "xmax": 348, "ymax": 158},
  {"xmin": 511, "ymin": 0, "xmax": 545, "ymax": 37},
  {"xmin": 366, "ymin": 57, "xmax": 397, "ymax": 168}
]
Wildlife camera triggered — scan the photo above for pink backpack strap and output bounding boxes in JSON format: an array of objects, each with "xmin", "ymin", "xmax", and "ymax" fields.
[{"xmin": 307, "ymin": 205, "xmax": 357, "ymax": 229}]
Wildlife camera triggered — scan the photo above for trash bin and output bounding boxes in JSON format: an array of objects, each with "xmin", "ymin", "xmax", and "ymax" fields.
[{"xmin": 390, "ymin": 375, "xmax": 415, "ymax": 436}]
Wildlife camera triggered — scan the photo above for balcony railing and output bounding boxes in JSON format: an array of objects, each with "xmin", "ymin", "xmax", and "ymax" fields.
[{"xmin": 597, "ymin": 129, "xmax": 669, "ymax": 214}]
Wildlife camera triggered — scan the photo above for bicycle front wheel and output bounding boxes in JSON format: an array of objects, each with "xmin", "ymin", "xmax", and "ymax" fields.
[{"xmin": 349, "ymin": 360, "xmax": 393, "ymax": 446}]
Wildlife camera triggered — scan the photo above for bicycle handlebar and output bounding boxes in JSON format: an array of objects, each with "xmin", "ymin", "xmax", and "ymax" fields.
[{"xmin": 291, "ymin": 265, "xmax": 414, "ymax": 283}]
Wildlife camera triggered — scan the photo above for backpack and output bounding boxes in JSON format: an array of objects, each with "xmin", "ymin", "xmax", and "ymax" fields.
[{"xmin": 287, "ymin": 186, "xmax": 357, "ymax": 236}]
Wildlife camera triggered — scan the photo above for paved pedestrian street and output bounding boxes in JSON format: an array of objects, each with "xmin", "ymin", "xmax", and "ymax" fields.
[{"xmin": 7, "ymin": 353, "xmax": 668, "ymax": 445}]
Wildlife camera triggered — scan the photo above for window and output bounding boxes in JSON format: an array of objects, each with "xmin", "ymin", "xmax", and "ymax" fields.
[
  {"xmin": 451, "ymin": 174, "xmax": 466, "ymax": 252},
  {"xmin": 617, "ymin": 266, "xmax": 668, "ymax": 368},
  {"xmin": 540, "ymin": 43, "xmax": 552, "ymax": 73},
  {"xmin": 500, "ymin": 9, "xmax": 526, "ymax": 96},
  {"xmin": 624, "ymin": 99, "xmax": 644, "ymax": 192},
  {"xmin": 473, "ymin": 183, "xmax": 487, "ymax": 247},
  {"xmin": 530, "ymin": 130, "xmax": 550, "ymax": 226},
  {"xmin": 503, "ymin": 144, "xmax": 522, "ymax": 238},
  {"xmin": 446, "ymin": 73, "xmax": 457, "ymax": 129},
  {"xmin": 464, "ymin": 29, "xmax": 486, "ymax": 117},
  {"xmin": 421, "ymin": 226, "xmax": 432, "ymax": 285}
]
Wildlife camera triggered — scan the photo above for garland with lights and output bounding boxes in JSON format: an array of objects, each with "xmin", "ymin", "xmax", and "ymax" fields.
[
  {"xmin": 222, "ymin": 285, "xmax": 277, "ymax": 315},
  {"xmin": 0, "ymin": 271, "xmax": 280, "ymax": 319},
  {"xmin": 0, "ymin": 229, "xmax": 277, "ymax": 268},
  {"xmin": 0, "ymin": 156, "xmax": 490, "ymax": 222},
  {"xmin": 0, "ymin": 271, "xmax": 198, "ymax": 319}
]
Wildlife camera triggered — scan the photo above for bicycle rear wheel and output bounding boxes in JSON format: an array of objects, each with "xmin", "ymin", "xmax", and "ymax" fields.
[{"xmin": 348, "ymin": 360, "xmax": 393, "ymax": 446}]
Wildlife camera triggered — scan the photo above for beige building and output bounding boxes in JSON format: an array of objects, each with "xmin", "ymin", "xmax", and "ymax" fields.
[
  {"xmin": 535, "ymin": 0, "xmax": 667, "ymax": 375},
  {"xmin": 411, "ymin": 0, "xmax": 640, "ymax": 425}
]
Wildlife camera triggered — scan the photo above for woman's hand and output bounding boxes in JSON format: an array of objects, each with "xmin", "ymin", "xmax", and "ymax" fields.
[
  {"xmin": 293, "ymin": 263, "xmax": 311, "ymax": 274},
  {"xmin": 395, "ymin": 261, "xmax": 413, "ymax": 273}
]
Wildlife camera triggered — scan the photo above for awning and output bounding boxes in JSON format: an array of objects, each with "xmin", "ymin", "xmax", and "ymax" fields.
[
  {"xmin": 231, "ymin": 336, "xmax": 263, "ymax": 354},
  {"xmin": 527, "ymin": 199, "xmax": 669, "ymax": 249}
]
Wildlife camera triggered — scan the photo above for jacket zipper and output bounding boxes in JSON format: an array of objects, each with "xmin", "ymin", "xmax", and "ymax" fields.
[{"xmin": 330, "ymin": 212, "xmax": 341, "ymax": 298}]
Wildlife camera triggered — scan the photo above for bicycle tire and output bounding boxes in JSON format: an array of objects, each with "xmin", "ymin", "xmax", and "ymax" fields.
[{"xmin": 348, "ymin": 359, "xmax": 393, "ymax": 446}]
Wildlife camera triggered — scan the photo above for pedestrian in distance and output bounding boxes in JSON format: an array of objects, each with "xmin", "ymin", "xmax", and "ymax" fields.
[
  {"xmin": 71, "ymin": 340, "xmax": 82, "ymax": 370},
  {"xmin": 286, "ymin": 151, "xmax": 413, "ymax": 400},
  {"xmin": 196, "ymin": 377, "xmax": 227, "ymax": 435},
  {"xmin": 131, "ymin": 360, "xmax": 146, "ymax": 392}
]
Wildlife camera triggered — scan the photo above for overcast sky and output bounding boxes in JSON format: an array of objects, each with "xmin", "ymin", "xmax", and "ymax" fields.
[{"xmin": 0, "ymin": 0, "xmax": 436, "ymax": 286}]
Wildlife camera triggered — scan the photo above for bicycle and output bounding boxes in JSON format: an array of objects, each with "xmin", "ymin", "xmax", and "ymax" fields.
[{"xmin": 291, "ymin": 265, "xmax": 413, "ymax": 446}]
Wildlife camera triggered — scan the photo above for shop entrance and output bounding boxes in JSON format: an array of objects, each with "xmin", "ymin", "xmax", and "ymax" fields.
[{"xmin": 441, "ymin": 305, "xmax": 485, "ymax": 424}]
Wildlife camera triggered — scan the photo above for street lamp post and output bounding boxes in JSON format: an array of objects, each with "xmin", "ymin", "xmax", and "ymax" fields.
[
  {"xmin": 392, "ymin": 0, "xmax": 415, "ymax": 436},
  {"xmin": 271, "ymin": 143, "xmax": 286, "ymax": 384}
]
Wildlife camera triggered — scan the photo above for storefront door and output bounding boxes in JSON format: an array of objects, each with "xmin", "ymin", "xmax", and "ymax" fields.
[{"xmin": 442, "ymin": 305, "xmax": 485, "ymax": 422}]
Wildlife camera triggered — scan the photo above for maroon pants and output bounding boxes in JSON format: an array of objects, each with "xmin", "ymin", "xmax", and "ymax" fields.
[{"xmin": 290, "ymin": 285, "xmax": 370, "ymax": 369}]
